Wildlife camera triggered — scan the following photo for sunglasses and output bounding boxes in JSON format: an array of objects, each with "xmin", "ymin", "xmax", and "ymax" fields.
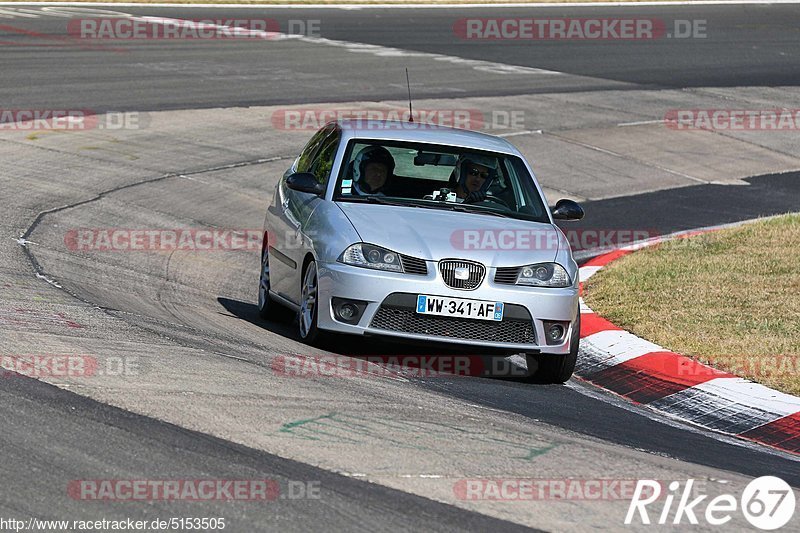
[{"xmin": 468, "ymin": 167, "xmax": 491, "ymax": 180}]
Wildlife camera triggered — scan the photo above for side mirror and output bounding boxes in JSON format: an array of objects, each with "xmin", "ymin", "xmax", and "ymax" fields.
[
  {"xmin": 286, "ymin": 172, "xmax": 325, "ymax": 195},
  {"xmin": 551, "ymin": 199, "xmax": 584, "ymax": 221}
]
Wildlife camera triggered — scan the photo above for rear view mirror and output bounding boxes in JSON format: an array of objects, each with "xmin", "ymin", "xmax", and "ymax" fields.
[
  {"xmin": 414, "ymin": 152, "xmax": 458, "ymax": 166},
  {"xmin": 286, "ymin": 172, "xmax": 325, "ymax": 195},
  {"xmin": 551, "ymin": 199, "xmax": 584, "ymax": 221}
]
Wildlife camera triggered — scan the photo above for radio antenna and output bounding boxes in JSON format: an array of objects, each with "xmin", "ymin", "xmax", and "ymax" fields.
[{"xmin": 405, "ymin": 68, "xmax": 414, "ymax": 123}]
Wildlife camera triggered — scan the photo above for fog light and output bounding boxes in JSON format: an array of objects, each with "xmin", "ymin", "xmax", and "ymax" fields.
[
  {"xmin": 331, "ymin": 298, "xmax": 367, "ymax": 325},
  {"xmin": 547, "ymin": 324, "xmax": 565, "ymax": 342},
  {"xmin": 339, "ymin": 303, "xmax": 357, "ymax": 320}
]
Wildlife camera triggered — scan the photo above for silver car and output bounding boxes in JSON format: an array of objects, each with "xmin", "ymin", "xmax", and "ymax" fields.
[{"xmin": 259, "ymin": 120, "xmax": 584, "ymax": 383}]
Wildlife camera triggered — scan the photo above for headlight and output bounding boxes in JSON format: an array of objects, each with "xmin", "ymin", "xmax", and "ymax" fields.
[
  {"xmin": 339, "ymin": 243, "xmax": 403, "ymax": 272},
  {"xmin": 516, "ymin": 263, "xmax": 570, "ymax": 287}
]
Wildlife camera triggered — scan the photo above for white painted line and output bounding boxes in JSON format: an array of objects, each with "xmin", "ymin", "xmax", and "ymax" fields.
[
  {"xmin": 35, "ymin": 272, "xmax": 62, "ymax": 289},
  {"xmin": 693, "ymin": 378, "xmax": 800, "ymax": 417},
  {"xmin": 0, "ymin": 7, "xmax": 565, "ymax": 77},
  {"xmin": 136, "ymin": 15, "xmax": 282, "ymax": 38},
  {"xmin": 578, "ymin": 297, "xmax": 594, "ymax": 314},
  {"xmin": 13, "ymin": 237, "xmax": 36, "ymax": 247},
  {"xmin": 550, "ymin": 132, "xmax": 710, "ymax": 185},
  {"xmin": 618, "ymin": 119, "xmax": 665, "ymax": 127},
  {"xmin": 582, "ymin": 329, "xmax": 664, "ymax": 364},
  {"xmin": 111, "ymin": 15, "xmax": 563, "ymax": 77},
  {"xmin": 307, "ymin": 35, "xmax": 562, "ymax": 75},
  {"xmin": 212, "ymin": 351, "xmax": 251, "ymax": 363},
  {"xmin": 498, "ymin": 129, "xmax": 542, "ymax": 138},
  {"xmin": 619, "ymin": 236, "xmax": 664, "ymax": 251},
  {"xmin": 648, "ymin": 385, "xmax": 788, "ymax": 435},
  {"xmin": 4, "ymin": 2, "xmax": 800, "ymax": 9},
  {"xmin": 0, "ymin": 7, "xmax": 40, "ymax": 16},
  {"xmin": 566, "ymin": 378, "xmax": 800, "ymax": 461},
  {"xmin": 578, "ymin": 265, "xmax": 602, "ymax": 282}
]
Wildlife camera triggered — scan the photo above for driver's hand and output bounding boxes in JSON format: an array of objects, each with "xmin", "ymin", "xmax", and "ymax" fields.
[{"xmin": 464, "ymin": 191, "xmax": 487, "ymax": 204}]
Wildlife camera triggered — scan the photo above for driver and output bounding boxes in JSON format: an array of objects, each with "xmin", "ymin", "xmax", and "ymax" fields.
[
  {"xmin": 351, "ymin": 145, "xmax": 395, "ymax": 196},
  {"xmin": 451, "ymin": 153, "xmax": 499, "ymax": 203}
]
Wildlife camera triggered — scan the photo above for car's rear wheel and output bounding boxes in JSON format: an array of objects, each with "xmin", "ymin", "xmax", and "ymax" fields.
[
  {"xmin": 526, "ymin": 313, "xmax": 580, "ymax": 384},
  {"xmin": 258, "ymin": 248, "xmax": 286, "ymax": 321},
  {"xmin": 298, "ymin": 259, "xmax": 326, "ymax": 345}
]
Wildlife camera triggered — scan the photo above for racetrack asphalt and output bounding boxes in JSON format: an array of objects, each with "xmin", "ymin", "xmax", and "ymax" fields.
[{"xmin": 1, "ymin": 3, "xmax": 799, "ymax": 530}]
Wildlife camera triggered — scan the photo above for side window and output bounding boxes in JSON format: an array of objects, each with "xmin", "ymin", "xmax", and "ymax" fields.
[
  {"xmin": 295, "ymin": 126, "xmax": 330, "ymax": 173},
  {"xmin": 309, "ymin": 129, "xmax": 341, "ymax": 185}
]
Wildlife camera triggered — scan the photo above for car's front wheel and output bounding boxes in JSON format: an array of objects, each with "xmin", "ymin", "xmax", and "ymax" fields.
[
  {"xmin": 526, "ymin": 313, "xmax": 580, "ymax": 384},
  {"xmin": 298, "ymin": 259, "xmax": 326, "ymax": 345}
]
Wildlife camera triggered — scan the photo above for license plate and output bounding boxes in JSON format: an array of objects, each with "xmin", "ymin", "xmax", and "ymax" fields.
[{"xmin": 416, "ymin": 295, "xmax": 504, "ymax": 321}]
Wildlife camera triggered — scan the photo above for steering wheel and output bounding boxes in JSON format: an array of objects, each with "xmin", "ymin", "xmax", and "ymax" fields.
[{"xmin": 477, "ymin": 195, "xmax": 511, "ymax": 209}]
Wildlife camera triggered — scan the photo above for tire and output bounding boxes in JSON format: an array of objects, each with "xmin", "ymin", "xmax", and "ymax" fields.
[
  {"xmin": 298, "ymin": 259, "xmax": 327, "ymax": 346},
  {"xmin": 258, "ymin": 247, "xmax": 286, "ymax": 321},
  {"xmin": 526, "ymin": 313, "xmax": 580, "ymax": 384}
]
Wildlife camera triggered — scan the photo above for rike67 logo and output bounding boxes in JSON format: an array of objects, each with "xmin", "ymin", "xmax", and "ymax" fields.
[{"xmin": 626, "ymin": 477, "xmax": 795, "ymax": 530}]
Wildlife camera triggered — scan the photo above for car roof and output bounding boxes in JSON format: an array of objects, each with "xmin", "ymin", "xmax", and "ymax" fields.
[{"xmin": 333, "ymin": 119, "xmax": 523, "ymax": 156}]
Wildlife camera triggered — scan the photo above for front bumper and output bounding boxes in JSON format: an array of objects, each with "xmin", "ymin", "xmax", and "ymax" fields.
[{"xmin": 316, "ymin": 260, "xmax": 579, "ymax": 353}]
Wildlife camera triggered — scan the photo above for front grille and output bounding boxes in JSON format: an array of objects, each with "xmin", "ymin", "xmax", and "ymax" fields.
[
  {"xmin": 399, "ymin": 254, "xmax": 428, "ymax": 275},
  {"xmin": 494, "ymin": 266, "xmax": 521, "ymax": 285},
  {"xmin": 370, "ymin": 308, "xmax": 534, "ymax": 344},
  {"xmin": 438, "ymin": 259, "xmax": 485, "ymax": 290}
]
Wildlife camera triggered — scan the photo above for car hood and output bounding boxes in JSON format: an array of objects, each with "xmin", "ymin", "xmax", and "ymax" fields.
[{"xmin": 336, "ymin": 202, "xmax": 561, "ymax": 267}]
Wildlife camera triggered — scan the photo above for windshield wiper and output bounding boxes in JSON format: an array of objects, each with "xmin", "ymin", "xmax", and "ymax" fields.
[
  {"xmin": 406, "ymin": 200, "xmax": 513, "ymax": 218},
  {"xmin": 453, "ymin": 204, "xmax": 514, "ymax": 218},
  {"xmin": 338, "ymin": 196, "xmax": 413, "ymax": 207},
  {"xmin": 340, "ymin": 196, "xmax": 513, "ymax": 218}
]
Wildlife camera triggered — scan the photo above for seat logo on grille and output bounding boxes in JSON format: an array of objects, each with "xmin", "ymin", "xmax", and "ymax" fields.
[{"xmin": 439, "ymin": 260, "xmax": 486, "ymax": 290}]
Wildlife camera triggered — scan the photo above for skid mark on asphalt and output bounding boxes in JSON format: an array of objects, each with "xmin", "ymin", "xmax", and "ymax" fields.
[
  {"xmin": 0, "ymin": 22, "xmax": 127, "ymax": 52},
  {"xmin": 16, "ymin": 154, "xmax": 292, "ymax": 310},
  {"xmin": 278, "ymin": 412, "xmax": 558, "ymax": 460},
  {"xmin": 0, "ymin": 277, "xmax": 64, "ymax": 305},
  {"xmin": 0, "ymin": 308, "xmax": 83, "ymax": 330}
]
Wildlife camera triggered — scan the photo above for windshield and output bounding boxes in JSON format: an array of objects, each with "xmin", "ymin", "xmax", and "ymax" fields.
[{"xmin": 334, "ymin": 139, "xmax": 550, "ymax": 223}]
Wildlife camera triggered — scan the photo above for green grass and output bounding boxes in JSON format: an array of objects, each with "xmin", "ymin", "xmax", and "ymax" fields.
[{"xmin": 583, "ymin": 214, "xmax": 800, "ymax": 396}]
